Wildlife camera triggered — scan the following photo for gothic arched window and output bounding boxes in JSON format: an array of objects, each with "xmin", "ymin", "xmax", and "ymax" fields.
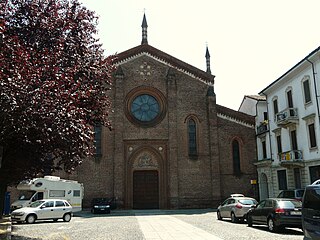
[
  {"xmin": 94, "ymin": 124, "xmax": 102, "ymax": 156},
  {"xmin": 188, "ymin": 119, "xmax": 197, "ymax": 156},
  {"xmin": 232, "ymin": 139, "xmax": 241, "ymax": 175}
]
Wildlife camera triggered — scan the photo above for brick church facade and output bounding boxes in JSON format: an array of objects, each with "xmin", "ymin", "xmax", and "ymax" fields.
[{"xmin": 65, "ymin": 14, "xmax": 257, "ymax": 209}]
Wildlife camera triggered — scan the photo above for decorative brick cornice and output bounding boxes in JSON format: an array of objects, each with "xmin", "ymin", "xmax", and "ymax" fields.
[
  {"xmin": 115, "ymin": 44, "xmax": 215, "ymax": 86},
  {"xmin": 217, "ymin": 104, "xmax": 255, "ymax": 128}
]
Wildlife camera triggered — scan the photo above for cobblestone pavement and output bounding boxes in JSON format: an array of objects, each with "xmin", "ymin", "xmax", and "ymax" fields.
[{"xmin": 10, "ymin": 209, "xmax": 304, "ymax": 240}]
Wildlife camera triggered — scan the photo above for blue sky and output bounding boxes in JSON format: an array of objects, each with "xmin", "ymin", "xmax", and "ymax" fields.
[{"xmin": 80, "ymin": 0, "xmax": 320, "ymax": 110}]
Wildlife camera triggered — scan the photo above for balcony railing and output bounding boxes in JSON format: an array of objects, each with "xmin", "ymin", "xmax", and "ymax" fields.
[
  {"xmin": 279, "ymin": 150, "xmax": 304, "ymax": 167},
  {"xmin": 275, "ymin": 108, "xmax": 299, "ymax": 126},
  {"xmin": 257, "ymin": 122, "xmax": 268, "ymax": 135}
]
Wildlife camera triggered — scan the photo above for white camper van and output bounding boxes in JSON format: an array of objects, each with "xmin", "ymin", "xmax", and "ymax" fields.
[{"xmin": 11, "ymin": 176, "xmax": 84, "ymax": 212}]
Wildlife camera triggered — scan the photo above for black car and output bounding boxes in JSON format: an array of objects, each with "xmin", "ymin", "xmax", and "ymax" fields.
[
  {"xmin": 302, "ymin": 181, "xmax": 320, "ymax": 240},
  {"xmin": 91, "ymin": 198, "xmax": 111, "ymax": 214},
  {"xmin": 247, "ymin": 198, "xmax": 302, "ymax": 232}
]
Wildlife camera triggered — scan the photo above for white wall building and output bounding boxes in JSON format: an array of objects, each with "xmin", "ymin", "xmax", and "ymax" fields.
[{"xmin": 240, "ymin": 47, "xmax": 320, "ymax": 200}]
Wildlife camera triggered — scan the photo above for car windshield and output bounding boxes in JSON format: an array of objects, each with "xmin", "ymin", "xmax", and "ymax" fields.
[
  {"xmin": 92, "ymin": 198, "xmax": 108, "ymax": 204},
  {"xmin": 18, "ymin": 191, "xmax": 35, "ymax": 200},
  {"xmin": 29, "ymin": 200, "xmax": 45, "ymax": 208},
  {"xmin": 238, "ymin": 199, "xmax": 257, "ymax": 205},
  {"xmin": 278, "ymin": 200, "xmax": 302, "ymax": 208}
]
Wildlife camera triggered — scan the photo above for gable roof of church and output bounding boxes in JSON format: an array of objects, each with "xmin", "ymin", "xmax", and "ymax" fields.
[
  {"xmin": 217, "ymin": 104, "xmax": 255, "ymax": 126},
  {"xmin": 115, "ymin": 44, "xmax": 215, "ymax": 85}
]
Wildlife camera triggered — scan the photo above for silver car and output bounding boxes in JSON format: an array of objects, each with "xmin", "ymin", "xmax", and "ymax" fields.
[
  {"xmin": 11, "ymin": 199, "xmax": 73, "ymax": 224},
  {"xmin": 217, "ymin": 195, "xmax": 257, "ymax": 223}
]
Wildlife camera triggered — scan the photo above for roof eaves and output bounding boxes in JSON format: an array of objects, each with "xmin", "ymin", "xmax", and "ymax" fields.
[{"xmin": 259, "ymin": 46, "xmax": 320, "ymax": 94}]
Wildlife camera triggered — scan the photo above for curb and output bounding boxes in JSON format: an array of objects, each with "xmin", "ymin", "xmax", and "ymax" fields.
[{"xmin": 0, "ymin": 216, "xmax": 11, "ymax": 240}]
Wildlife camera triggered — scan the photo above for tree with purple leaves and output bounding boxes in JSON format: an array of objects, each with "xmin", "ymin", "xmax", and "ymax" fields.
[{"xmin": 0, "ymin": 0, "xmax": 116, "ymax": 217}]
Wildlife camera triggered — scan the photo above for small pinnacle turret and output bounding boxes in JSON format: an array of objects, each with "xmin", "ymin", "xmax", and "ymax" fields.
[
  {"xmin": 141, "ymin": 13, "xmax": 148, "ymax": 45},
  {"xmin": 205, "ymin": 46, "xmax": 211, "ymax": 74}
]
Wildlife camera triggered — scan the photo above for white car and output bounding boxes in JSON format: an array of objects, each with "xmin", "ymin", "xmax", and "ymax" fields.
[{"xmin": 11, "ymin": 199, "xmax": 73, "ymax": 224}]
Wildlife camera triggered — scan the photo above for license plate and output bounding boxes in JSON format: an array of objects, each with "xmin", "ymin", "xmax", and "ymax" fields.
[
  {"xmin": 101, "ymin": 208, "xmax": 105, "ymax": 211},
  {"xmin": 290, "ymin": 211, "xmax": 301, "ymax": 215}
]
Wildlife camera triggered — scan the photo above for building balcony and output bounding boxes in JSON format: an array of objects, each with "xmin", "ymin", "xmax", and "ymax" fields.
[
  {"xmin": 257, "ymin": 121, "xmax": 269, "ymax": 135},
  {"xmin": 279, "ymin": 150, "xmax": 304, "ymax": 168},
  {"xmin": 275, "ymin": 108, "xmax": 299, "ymax": 127}
]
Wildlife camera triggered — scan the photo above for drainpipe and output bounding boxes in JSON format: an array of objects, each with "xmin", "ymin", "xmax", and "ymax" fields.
[{"xmin": 306, "ymin": 58, "xmax": 320, "ymax": 126}]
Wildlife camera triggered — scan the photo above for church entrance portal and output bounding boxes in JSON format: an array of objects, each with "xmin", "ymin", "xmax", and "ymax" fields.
[{"xmin": 133, "ymin": 170, "xmax": 159, "ymax": 209}]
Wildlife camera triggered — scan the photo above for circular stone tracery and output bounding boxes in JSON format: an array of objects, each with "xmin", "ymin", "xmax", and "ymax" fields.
[
  {"xmin": 125, "ymin": 87, "xmax": 166, "ymax": 127},
  {"xmin": 131, "ymin": 94, "xmax": 160, "ymax": 122}
]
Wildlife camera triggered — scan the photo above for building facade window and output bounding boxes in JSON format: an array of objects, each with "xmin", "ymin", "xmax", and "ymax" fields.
[
  {"xmin": 309, "ymin": 165, "xmax": 320, "ymax": 183},
  {"xmin": 94, "ymin": 124, "xmax": 102, "ymax": 155},
  {"xmin": 276, "ymin": 135, "xmax": 282, "ymax": 155},
  {"xmin": 232, "ymin": 140, "xmax": 241, "ymax": 176},
  {"xmin": 290, "ymin": 130, "xmax": 298, "ymax": 151},
  {"xmin": 125, "ymin": 86, "xmax": 167, "ymax": 127},
  {"xmin": 188, "ymin": 119, "xmax": 197, "ymax": 156},
  {"xmin": 273, "ymin": 98, "xmax": 279, "ymax": 118},
  {"xmin": 262, "ymin": 140, "xmax": 267, "ymax": 159},
  {"xmin": 294, "ymin": 168, "xmax": 301, "ymax": 189},
  {"xmin": 308, "ymin": 123, "xmax": 317, "ymax": 148},
  {"xmin": 277, "ymin": 170, "xmax": 287, "ymax": 190},
  {"xmin": 303, "ymin": 78, "xmax": 312, "ymax": 104},
  {"xmin": 287, "ymin": 89, "xmax": 293, "ymax": 108}
]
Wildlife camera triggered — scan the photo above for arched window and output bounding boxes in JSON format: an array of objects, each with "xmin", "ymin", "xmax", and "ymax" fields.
[
  {"xmin": 94, "ymin": 124, "xmax": 102, "ymax": 155},
  {"xmin": 188, "ymin": 119, "xmax": 197, "ymax": 156},
  {"xmin": 232, "ymin": 139, "xmax": 241, "ymax": 175}
]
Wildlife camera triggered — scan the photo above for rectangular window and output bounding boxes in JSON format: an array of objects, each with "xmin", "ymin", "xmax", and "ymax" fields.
[
  {"xmin": 49, "ymin": 190, "xmax": 65, "ymax": 197},
  {"xmin": 287, "ymin": 90, "xmax": 293, "ymax": 108},
  {"xmin": 276, "ymin": 135, "xmax": 282, "ymax": 154},
  {"xmin": 309, "ymin": 165, "xmax": 320, "ymax": 183},
  {"xmin": 294, "ymin": 168, "xmax": 301, "ymax": 189},
  {"xmin": 263, "ymin": 112, "xmax": 268, "ymax": 121},
  {"xmin": 277, "ymin": 170, "xmax": 287, "ymax": 190},
  {"xmin": 262, "ymin": 141, "xmax": 267, "ymax": 159},
  {"xmin": 273, "ymin": 99, "xmax": 279, "ymax": 115},
  {"xmin": 291, "ymin": 130, "xmax": 298, "ymax": 150},
  {"xmin": 73, "ymin": 190, "xmax": 81, "ymax": 197},
  {"xmin": 308, "ymin": 123, "xmax": 317, "ymax": 148},
  {"xmin": 94, "ymin": 124, "xmax": 102, "ymax": 155},
  {"xmin": 303, "ymin": 79, "xmax": 311, "ymax": 104}
]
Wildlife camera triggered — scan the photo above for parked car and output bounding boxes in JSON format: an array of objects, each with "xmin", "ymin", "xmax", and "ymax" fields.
[
  {"xmin": 217, "ymin": 194, "xmax": 257, "ymax": 223},
  {"xmin": 247, "ymin": 198, "xmax": 302, "ymax": 232},
  {"xmin": 302, "ymin": 181, "xmax": 320, "ymax": 240},
  {"xmin": 91, "ymin": 198, "xmax": 111, "ymax": 214},
  {"xmin": 11, "ymin": 199, "xmax": 73, "ymax": 224},
  {"xmin": 277, "ymin": 189, "xmax": 305, "ymax": 201}
]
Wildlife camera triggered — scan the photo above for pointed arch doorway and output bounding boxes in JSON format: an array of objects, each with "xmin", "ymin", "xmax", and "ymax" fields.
[{"xmin": 126, "ymin": 145, "xmax": 167, "ymax": 209}]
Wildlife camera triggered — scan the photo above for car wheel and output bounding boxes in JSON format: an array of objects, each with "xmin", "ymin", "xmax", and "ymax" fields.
[
  {"xmin": 63, "ymin": 213, "xmax": 72, "ymax": 222},
  {"xmin": 217, "ymin": 211, "xmax": 222, "ymax": 220},
  {"xmin": 247, "ymin": 215, "xmax": 253, "ymax": 227},
  {"xmin": 26, "ymin": 214, "xmax": 36, "ymax": 224},
  {"xmin": 267, "ymin": 217, "xmax": 278, "ymax": 232},
  {"xmin": 231, "ymin": 212, "xmax": 238, "ymax": 223}
]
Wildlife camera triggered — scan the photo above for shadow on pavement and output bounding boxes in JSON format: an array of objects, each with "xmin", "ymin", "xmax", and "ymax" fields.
[{"xmin": 75, "ymin": 208, "xmax": 216, "ymax": 218}]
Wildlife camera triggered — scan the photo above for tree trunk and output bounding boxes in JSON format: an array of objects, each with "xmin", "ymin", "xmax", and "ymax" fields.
[{"xmin": 0, "ymin": 182, "xmax": 7, "ymax": 219}]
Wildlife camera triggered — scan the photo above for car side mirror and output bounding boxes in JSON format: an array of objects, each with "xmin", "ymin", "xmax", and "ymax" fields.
[{"xmin": 40, "ymin": 205, "xmax": 46, "ymax": 209}]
